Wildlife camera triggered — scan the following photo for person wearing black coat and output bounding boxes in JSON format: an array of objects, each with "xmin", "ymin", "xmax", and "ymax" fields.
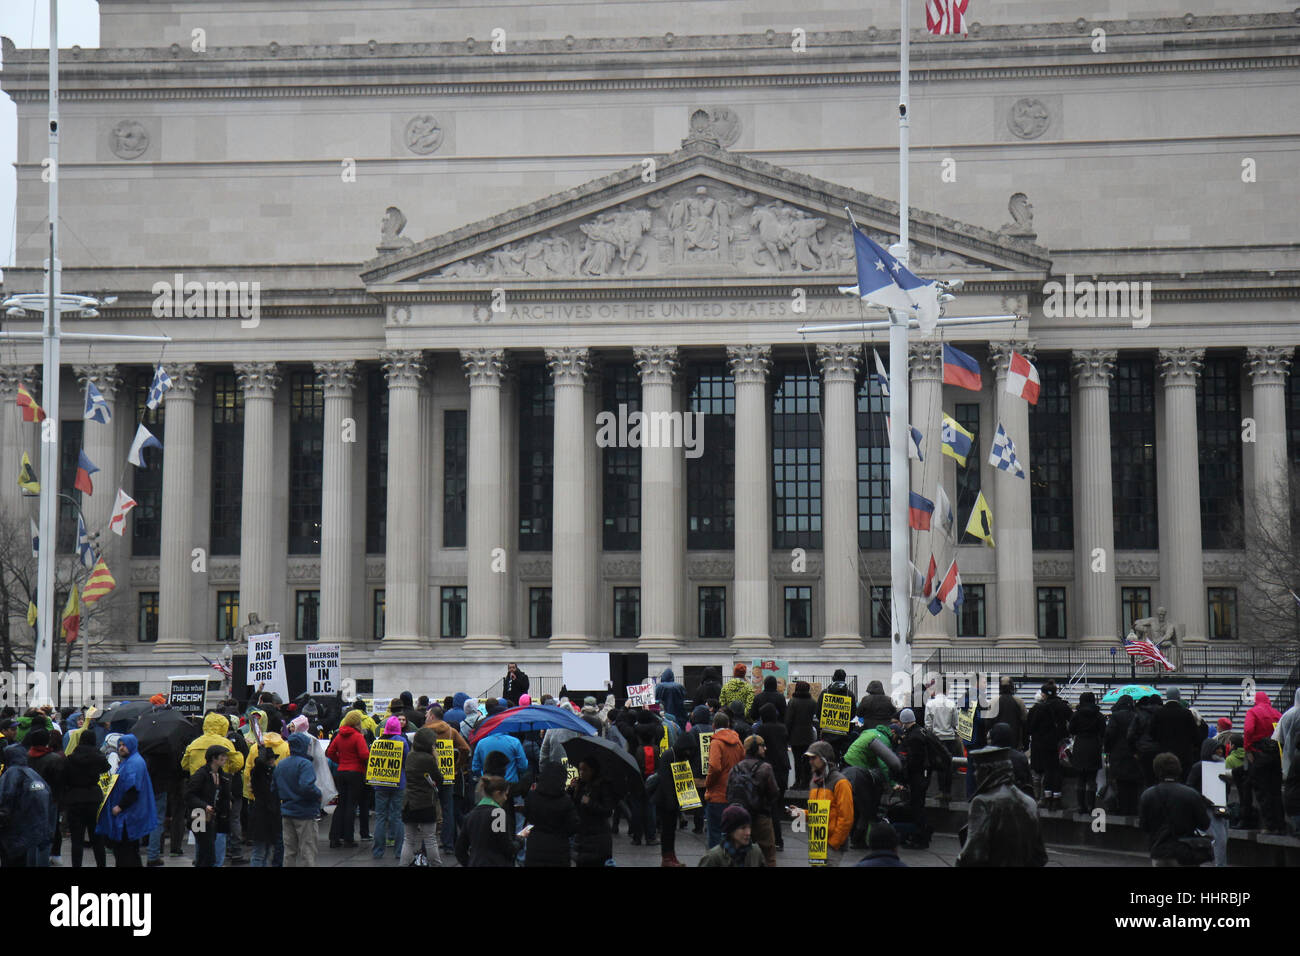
[
  {"xmin": 1151, "ymin": 689, "xmax": 1201, "ymax": 776},
  {"xmin": 247, "ymin": 744, "xmax": 283, "ymax": 867},
  {"xmin": 749, "ymin": 676, "xmax": 787, "ymax": 723},
  {"xmin": 569, "ymin": 759, "xmax": 617, "ymax": 867},
  {"xmin": 785, "ymin": 682, "xmax": 817, "ymax": 789},
  {"xmin": 985, "ymin": 678, "xmax": 1028, "ymax": 750},
  {"xmin": 857, "ymin": 679, "xmax": 897, "ymax": 726},
  {"xmin": 1127, "ymin": 694, "xmax": 1165, "ymax": 788},
  {"xmin": 456, "ymin": 776, "xmax": 519, "ymax": 867},
  {"xmin": 63, "ymin": 732, "xmax": 109, "ymax": 868},
  {"xmin": 987, "ymin": 723, "xmax": 1033, "ymax": 796},
  {"xmin": 651, "ymin": 746, "xmax": 687, "ymax": 866},
  {"xmin": 816, "ymin": 670, "xmax": 854, "ymax": 760},
  {"xmin": 185, "ymin": 746, "xmax": 233, "ymax": 867},
  {"xmin": 727, "ymin": 701, "xmax": 752, "ymax": 744},
  {"xmin": 1026, "ymin": 681, "xmax": 1073, "ymax": 810},
  {"xmin": 1104, "ymin": 695, "xmax": 1143, "ymax": 814},
  {"xmin": 524, "ymin": 762, "xmax": 580, "ymax": 867},
  {"xmin": 503, "ymin": 663, "xmax": 530, "ymax": 707},
  {"xmin": 1138, "ymin": 753, "xmax": 1212, "ymax": 866},
  {"xmin": 676, "ymin": 706, "xmax": 713, "ymax": 835},
  {"xmin": 755, "ymin": 704, "xmax": 790, "ymax": 850},
  {"xmin": 696, "ymin": 668, "xmax": 723, "ymax": 709},
  {"xmin": 1067, "ymin": 692, "xmax": 1107, "ymax": 814}
]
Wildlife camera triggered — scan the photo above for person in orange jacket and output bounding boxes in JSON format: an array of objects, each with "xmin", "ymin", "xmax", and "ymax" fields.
[
  {"xmin": 703, "ymin": 710, "xmax": 745, "ymax": 849},
  {"xmin": 805, "ymin": 740, "xmax": 855, "ymax": 866}
]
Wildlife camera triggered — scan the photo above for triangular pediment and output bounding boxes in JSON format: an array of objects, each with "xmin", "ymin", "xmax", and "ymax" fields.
[{"xmin": 361, "ymin": 142, "xmax": 1050, "ymax": 288}]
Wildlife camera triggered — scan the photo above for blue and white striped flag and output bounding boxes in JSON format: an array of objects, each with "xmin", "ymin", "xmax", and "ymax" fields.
[{"xmin": 146, "ymin": 365, "xmax": 172, "ymax": 410}]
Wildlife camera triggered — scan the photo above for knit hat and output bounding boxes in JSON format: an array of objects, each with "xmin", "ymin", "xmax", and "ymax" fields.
[
  {"xmin": 584, "ymin": 696, "xmax": 598, "ymax": 707},
  {"xmin": 519, "ymin": 694, "xmax": 532, "ymax": 707},
  {"xmin": 1216, "ymin": 717, "xmax": 1231, "ymax": 731},
  {"xmin": 691, "ymin": 704, "xmax": 711, "ymax": 725},
  {"xmin": 26, "ymin": 727, "xmax": 50, "ymax": 748},
  {"xmin": 1166, "ymin": 687, "xmax": 1181, "ymax": 701},
  {"xmin": 384, "ymin": 716, "xmax": 404, "ymax": 736},
  {"xmin": 150, "ymin": 694, "xmax": 167, "ymax": 706},
  {"xmin": 868, "ymin": 820, "xmax": 900, "ymax": 851},
  {"xmin": 733, "ymin": 663, "xmax": 747, "ymax": 678},
  {"xmin": 720, "ymin": 804, "xmax": 751, "ymax": 834},
  {"xmin": 899, "ymin": 708, "xmax": 916, "ymax": 724},
  {"xmin": 833, "ymin": 669, "xmax": 847, "ymax": 683},
  {"xmin": 805, "ymin": 740, "xmax": 836, "ymax": 763}
]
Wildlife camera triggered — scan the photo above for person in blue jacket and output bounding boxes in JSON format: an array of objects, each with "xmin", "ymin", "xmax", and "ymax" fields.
[
  {"xmin": 0, "ymin": 743, "xmax": 53, "ymax": 867},
  {"xmin": 655, "ymin": 669, "xmax": 688, "ymax": 727},
  {"xmin": 471, "ymin": 732, "xmax": 529, "ymax": 785},
  {"xmin": 274, "ymin": 732, "xmax": 322, "ymax": 867},
  {"xmin": 94, "ymin": 734, "xmax": 156, "ymax": 867}
]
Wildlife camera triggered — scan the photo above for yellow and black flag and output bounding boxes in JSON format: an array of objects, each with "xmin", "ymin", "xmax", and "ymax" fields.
[
  {"xmin": 965, "ymin": 491, "xmax": 995, "ymax": 548},
  {"xmin": 18, "ymin": 451, "xmax": 39, "ymax": 495}
]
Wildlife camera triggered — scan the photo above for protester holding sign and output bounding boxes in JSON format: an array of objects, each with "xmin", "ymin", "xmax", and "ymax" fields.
[
  {"xmin": 703, "ymin": 711, "xmax": 745, "ymax": 849},
  {"xmin": 401, "ymin": 728, "xmax": 444, "ymax": 866},
  {"xmin": 371, "ymin": 717, "xmax": 410, "ymax": 861},
  {"xmin": 424, "ymin": 705, "xmax": 469, "ymax": 852},
  {"xmin": 805, "ymin": 740, "xmax": 854, "ymax": 867},
  {"xmin": 274, "ymin": 733, "xmax": 322, "ymax": 868},
  {"xmin": 326, "ymin": 710, "xmax": 370, "ymax": 848}
]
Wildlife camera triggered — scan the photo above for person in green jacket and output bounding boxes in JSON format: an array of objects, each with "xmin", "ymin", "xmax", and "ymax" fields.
[
  {"xmin": 698, "ymin": 804, "xmax": 764, "ymax": 867},
  {"xmin": 843, "ymin": 724, "xmax": 904, "ymax": 783},
  {"xmin": 719, "ymin": 663, "xmax": 755, "ymax": 716}
]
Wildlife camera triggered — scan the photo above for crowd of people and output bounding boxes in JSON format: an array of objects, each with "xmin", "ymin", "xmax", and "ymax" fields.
[{"xmin": 0, "ymin": 663, "xmax": 1296, "ymax": 869}]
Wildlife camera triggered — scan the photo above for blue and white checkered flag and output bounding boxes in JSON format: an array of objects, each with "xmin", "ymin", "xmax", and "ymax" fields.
[
  {"xmin": 146, "ymin": 365, "xmax": 172, "ymax": 410},
  {"xmin": 988, "ymin": 422, "xmax": 1025, "ymax": 478}
]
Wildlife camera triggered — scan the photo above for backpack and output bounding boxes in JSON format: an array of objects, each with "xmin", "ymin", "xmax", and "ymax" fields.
[
  {"xmin": 919, "ymin": 728, "xmax": 952, "ymax": 773},
  {"xmin": 725, "ymin": 759, "xmax": 762, "ymax": 812}
]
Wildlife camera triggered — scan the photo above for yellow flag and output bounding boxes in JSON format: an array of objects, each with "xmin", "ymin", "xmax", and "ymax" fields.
[
  {"xmin": 82, "ymin": 557, "xmax": 117, "ymax": 605},
  {"xmin": 18, "ymin": 451, "xmax": 40, "ymax": 495},
  {"xmin": 965, "ymin": 491, "xmax": 995, "ymax": 547},
  {"xmin": 26, "ymin": 601, "xmax": 38, "ymax": 627}
]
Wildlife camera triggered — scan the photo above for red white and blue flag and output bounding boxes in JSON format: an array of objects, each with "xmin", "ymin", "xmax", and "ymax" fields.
[
  {"xmin": 1005, "ymin": 350, "xmax": 1040, "ymax": 405},
  {"xmin": 926, "ymin": 0, "xmax": 969, "ymax": 36},
  {"xmin": 928, "ymin": 558, "xmax": 964, "ymax": 615},
  {"xmin": 1125, "ymin": 637, "xmax": 1174, "ymax": 671},
  {"xmin": 909, "ymin": 491, "xmax": 935, "ymax": 531},
  {"xmin": 74, "ymin": 450, "xmax": 99, "ymax": 496},
  {"xmin": 942, "ymin": 343, "xmax": 983, "ymax": 391}
]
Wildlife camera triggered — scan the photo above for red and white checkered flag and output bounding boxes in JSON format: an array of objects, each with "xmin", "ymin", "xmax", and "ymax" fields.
[{"xmin": 926, "ymin": 0, "xmax": 969, "ymax": 36}]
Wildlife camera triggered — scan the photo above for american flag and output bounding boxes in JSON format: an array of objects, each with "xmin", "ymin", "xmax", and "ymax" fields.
[
  {"xmin": 926, "ymin": 0, "xmax": 969, "ymax": 36},
  {"xmin": 203, "ymin": 655, "xmax": 232, "ymax": 678},
  {"xmin": 1125, "ymin": 638, "xmax": 1174, "ymax": 672}
]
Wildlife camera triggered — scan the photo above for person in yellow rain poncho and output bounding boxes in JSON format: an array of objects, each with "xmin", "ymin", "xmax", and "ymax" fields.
[{"xmin": 241, "ymin": 710, "xmax": 290, "ymax": 799}]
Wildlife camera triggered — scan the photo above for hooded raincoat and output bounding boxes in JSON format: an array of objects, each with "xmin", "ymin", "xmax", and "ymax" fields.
[{"xmin": 95, "ymin": 734, "xmax": 157, "ymax": 842}]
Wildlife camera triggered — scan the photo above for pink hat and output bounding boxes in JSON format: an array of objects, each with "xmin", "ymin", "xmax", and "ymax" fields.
[
  {"xmin": 287, "ymin": 715, "xmax": 309, "ymax": 735},
  {"xmin": 520, "ymin": 694, "xmax": 532, "ymax": 707},
  {"xmin": 384, "ymin": 716, "xmax": 404, "ymax": 736}
]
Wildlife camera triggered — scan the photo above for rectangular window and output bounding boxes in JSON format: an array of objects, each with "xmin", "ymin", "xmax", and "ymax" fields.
[
  {"xmin": 1111, "ymin": 357, "xmax": 1158, "ymax": 549},
  {"xmin": 613, "ymin": 587, "xmax": 640, "ymax": 639},
  {"xmin": 857, "ymin": 372, "xmax": 890, "ymax": 550},
  {"xmin": 440, "ymin": 586, "xmax": 466, "ymax": 639},
  {"xmin": 518, "ymin": 363, "xmax": 554, "ymax": 551},
  {"xmin": 294, "ymin": 590, "xmax": 320, "ymax": 642},
  {"xmin": 1207, "ymin": 588, "xmax": 1238, "ymax": 640},
  {"xmin": 955, "ymin": 403, "xmax": 981, "ymax": 544},
  {"xmin": 603, "ymin": 365, "xmax": 641, "ymax": 551},
  {"xmin": 1197, "ymin": 355, "xmax": 1244, "ymax": 550},
  {"xmin": 959, "ymin": 584, "xmax": 987, "ymax": 638},
  {"xmin": 57, "ymin": 419, "xmax": 86, "ymax": 553},
  {"xmin": 366, "ymin": 368, "xmax": 388, "ymax": 554},
  {"xmin": 1036, "ymin": 587, "xmax": 1067, "ymax": 640},
  {"xmin": 698, "ymin": 586, "xmax": 726, "ymax": 639},
  {"xmin": 1288, "ymin": 349, "xmax": 1300, "ymax": 467},
  {"xmin": 869, "ymin": 585, "xmax": 890, "ymax": 640},
  {"xmin": 782, "ymin": 585, "xmax": 811, "ymax": 639},
  {"xmin": 687, "ymin": 365, "xmax": 735, "ymax": 550},
  {"xmin": 1121, "ymin": 586, "xmax": 1151, "ymax": 638},
  {"xmin": 215, "ymin": 591, "xmax": 240, "ymax": 644},
  {"xmin": 443, "ymin": 409, "xmax": 468, "ymax": 548},
  {"xmin": 1030, "ymin": 357, "xmax": 1073, "ymax": 550},
  {"xmin": 210, "ymin": 371, "xmax": 244, "ymax": 555},
  {"xmin": 773, "ymin": 367, "xmax": 822, "ymax": 549},
  {"xmin": 138, "ymin": 591, "xmax": 159, "ymax": 644},
  {"xmin": 288, "ymin": 371, "xmax": 324, "ymax": 554},
  {"xmin": 111, "ymin": 682, "xmax": 140, "ymax": 698},
  {"xmin": 529, "ymin": 588, "xmax": 553, "ymax": 640},
  {"xmin": 132, "ymin": 373, "xmax": 165, "ymax": 557},
  {"xmin": 373, "ymin": 589, "xmax": 385, "ymax": 640}
]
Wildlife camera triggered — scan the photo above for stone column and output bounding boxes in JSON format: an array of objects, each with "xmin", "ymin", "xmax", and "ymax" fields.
[
  {"xmin": 235, "ymin": 363, "xmax": 281, "ymax": 633},
  {"xmin": 634, "ymin": 346, "xmax": 682, "ymax": 650},
  {"xmin": 909, "ymin": 341, "xmax": 947, "ymax": 644},
  {"xmin": 0, "ymin": 365, "xmax": 38, "ymax": 522},
  {"xmin": 158, "ymin": 365, "xmax": 202, "ymax": 645},
  {"xmin": 1246, "ymin": 346, "xmax": 1293, "ymax": 527},
  {"xmin": 315, "ymin": 361, "xmax": 359, "ymax": 645},
  {"xmin": 546, "ymin": 347, "xmax": 593, "ymax": 649},
  {"xmin": 461, "ymin": 349, "xmax": 510, "ymax": 649},
  {"xmin": 989, "ymin": 342, "xmax": 1037, "ymax": 645},
  {"xmin": 1157, "ymin": 347, "xmax": 1206, "ymax": 643},
  {"xmin": 380, "ymin": 351, "xmax": 427, "ymax": 648},
  {"xmin": 1071, "ymin": 350, "xmax": 1119, "ymax": 644},
  {"xmin": 817, "ymin": 343, "xmax": 863, "ymax": 648},
  {"xmin": 727, "ymin": 346, "xmax": 772, "ymax": 648}
]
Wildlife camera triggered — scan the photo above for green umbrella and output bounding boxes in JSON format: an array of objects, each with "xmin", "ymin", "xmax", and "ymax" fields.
[{"xmin": 1101, "ymin": 684, "xmax": 1159, "ymax": 704}]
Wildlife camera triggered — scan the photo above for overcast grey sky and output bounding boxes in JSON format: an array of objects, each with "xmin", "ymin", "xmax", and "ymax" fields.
[{"xmin": 1, "ymin": 0, "xmax": 101, "ymax": 273}]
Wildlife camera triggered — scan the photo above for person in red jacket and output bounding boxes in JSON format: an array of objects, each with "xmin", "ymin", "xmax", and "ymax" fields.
[
  {"xmin": 326, "ymin": 710, "xmax": 370, "ymax": 847},
  {"xmin": 1244, "ymin": 691, "xmax": 1285, "ymax": 833},
  {"xmin": 703, "ymin": 711, "xmax": 744, "ymax": 850}
]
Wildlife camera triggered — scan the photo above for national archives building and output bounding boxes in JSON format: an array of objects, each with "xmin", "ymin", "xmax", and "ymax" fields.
[{"xmin": 1, "ymin": 1, "xmax": 1297, "ymax": 692}]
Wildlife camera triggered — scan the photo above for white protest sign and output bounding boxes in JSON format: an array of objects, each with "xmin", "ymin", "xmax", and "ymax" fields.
[
  {"xmin": 626, "ymin": 681, "xmax": 655, "ymax": 708},
  {"xmin": 305, "ymin": 643, "xmax": 341, "ymax": 695},
  {"xmin": 245, "ymin": 632, "xmax": 288, "ymax": 701}
]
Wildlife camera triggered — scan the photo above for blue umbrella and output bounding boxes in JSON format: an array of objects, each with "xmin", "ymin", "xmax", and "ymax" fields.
[
  {"xmin": 1101, "ymin": 684, "xmax": 1159, "ymax": 704},
  {"xmin": 470, "ymin": 704, "xmax": 597, "ymax": 744}
]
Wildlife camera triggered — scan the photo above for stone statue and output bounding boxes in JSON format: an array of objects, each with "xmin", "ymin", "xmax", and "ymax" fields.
[
  {"xmin": 377, "ymin": 206, "xmax": 415, "ymax": 254},
  {"xmin": 1133, "ymin": 606, "xmax": 1181, "ymax": 656},
  {"xmin": 998, "ymin": 193, "xmax": 1036, "ymax": 240},
  {"xmin": 234, "ymin": 612, "xmax": 281, "ymax": 645},
  {"xmin": 668, "ymin": 185, "xmax": 730, "ymax": 263}
]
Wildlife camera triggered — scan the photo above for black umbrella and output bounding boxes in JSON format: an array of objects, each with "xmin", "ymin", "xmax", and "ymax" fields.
[
  {"xmin": 562, "ymin": 734, "xmax": 645, "ymax": 797},
  {"xmin": 103, "ymin": 701, "xmax": 152, "ymax": 730},
  {"xmin": 130, "ymin": 709, "xmax": 201, "ymax": 756}
]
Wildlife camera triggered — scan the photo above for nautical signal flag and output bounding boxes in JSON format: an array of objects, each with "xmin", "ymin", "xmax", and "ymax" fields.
[
  {"xmin": 926, "ymin": 0, "xmax": 969, "ymax": 36},
  {"xmin": 909, "ymin": 491, "xmax": 935, "ymax": 531},
  {"xmin": 935, "ymin": 484, "xmax": 955, "ymax": 537},
  {"xmin": 74, "ymin": 450, "xmax": 99, "ymax": 496},
  {"xmin": 942, "ymin": 344, "xmax": 982, "ymax": 391},
  {"xmin": 18, "ymin": 452, "xmax": 40, "ymax": 495},
  {"xmin": 61, "ymin": 586, "xmax": 81, "ymax": 645},
  {"xmin": 26, "ymin": 601, "xmax": 37, "ymax": 628},
  {"xmin": 84, "ymin": 380, "xmax": 112, "ymax": 424},
  {"xmin": 16, "ymin": 383, "xmax": 45, "ymax": 422},
  {"xmin": 940, "ymin": 414, "xmax": 974, "ymax": 466},
  {"xmin": 910, "ymin": 561, "xmax": 927, "ymax": 598},
  {"xmin": 838, "ymin": 226, "xmax": 941, "ymax": 333},
  {"xmin": 886, "ymin": 417, "xmax": 924, "ymax": 461},
  {"xmin": 989, "ymin": 422, "xmax": 1026, "ymax": 478},
  {"xmin": 872, "ymin": 349, "xmax": 889, "ymax": 397},
  {"xmin": 109, "ymin": 489, "xmax": 138, "ymax": 536},
  {"xmin": 146, "ymin": 365, "xmax": 173, "ymax": 410},
  {"xmin": 1005, "ymin": 351, "xmax": 1040, "ymax": 405},
  {"xmin": 82, "ymin": 557, "xmax": 117, "ymax": 606},
  {"xmin": 30, "ymin": 518, "xmax": 39, "ymax": 557},
  {"xmin": 966, "ymin": 491, "xmax": 995, "ymax": 547},
  {"xmin": 127, "ymin": 424, "xmax": 162, "ymax": 467},
  {"xmin": 927, "ymin": 558, "xmax": 965, "ymax": 616},
  {"xmin": 76, "ymin": 514, "xmax": 96, "ymax": 569}
]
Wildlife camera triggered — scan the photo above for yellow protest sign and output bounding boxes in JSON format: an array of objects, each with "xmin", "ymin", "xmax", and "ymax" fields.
[
  {"xmin": 435, "ymin": 738, "xmax": 455, "ymax": 784},
  {"xmin": 660, "ymin": 724, "xmax": 670, "ymax": 752},
  {"xmin": 671, "ymin": 760, "xmax": 701, "ymax": 810},
  {"xmin": 819, "ymin": 693, "xmax": 852, "ymax": 735},
  {"xmin": 807, "ymin": 797, "xmax": 831, "ymax": 864},
  {"xmin": 97, "ymin": 772, "xmax": 118, "ymax": 818},
  {"xmin": 560, "ymin": 756, "xmax": 580, "ymax": 787},
  {"xmin": 365, "ymin": 737, "xmax": 405, "ymax": 787},
  {"xmin": 957, "ymin": 703, "xmax": 977, "ymax": 743},
  {"xmin": 699, "ymin": 731, "xmax": 713, "ymax": 775}
]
